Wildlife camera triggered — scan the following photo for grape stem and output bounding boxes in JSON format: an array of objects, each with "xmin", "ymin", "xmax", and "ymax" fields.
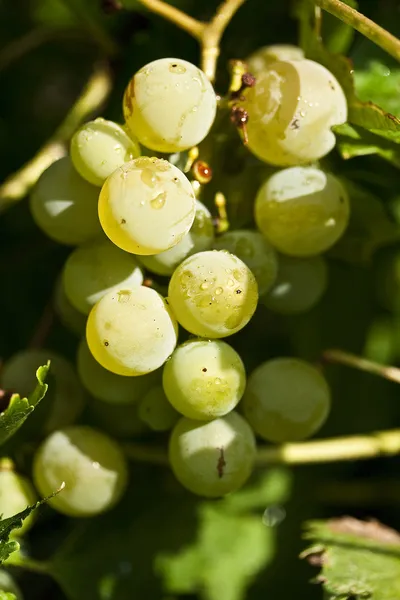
[
  {"xmin": 314, "ymin": 0, "xmax": 400, "ymax": 63},
  {"xmin": 0, "ymin": 64, "xmax": 111, "ymax": 213},
  {"xmin": 322, "ymin": 348, "xmax": 400, "ymax": 384},
  {"xmin": 135, "ymin": 0, "xmax": 246, "ymax": 81},
  {"xmin": 124, "ymin": 427, "xmax": 400, "ymax": 466}
]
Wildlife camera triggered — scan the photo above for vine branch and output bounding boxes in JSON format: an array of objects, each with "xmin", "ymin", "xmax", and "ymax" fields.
[
  {"xmin": 323, "ymin": 348, "xmax": 400, "ymax": 384},
  {"xmin": 314, "ymin": 0, "xmax": 400, "ymax": 63}
]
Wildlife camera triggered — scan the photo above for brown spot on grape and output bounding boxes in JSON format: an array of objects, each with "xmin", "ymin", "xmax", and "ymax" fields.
[
  {"xmin": 217, "ymin": 447, "xmax": 226, "ymax": 478},
  {"xmin": 104, "ymin": 340, "xmax": 109, "ymax": 346},
  {"xmin": 202, "ymin": 367, "xmax": 207, "ymax": 372}
]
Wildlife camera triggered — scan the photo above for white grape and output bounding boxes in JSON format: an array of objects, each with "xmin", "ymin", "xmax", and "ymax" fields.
[
  {"xmin": 163, "ymin": 338, "xmax": 246, "ymax": 420},
  {"xmin": 33, "ymin": 426, "xmax": 128, "ymax": 517},
  {"xmin": 0, "ymin": 570, "xmax": 23, "ymax": 599},
  {"xmin": 98, "ymin": 156, "xmax": 196, "ymax": 255},
  {"xmin": 123, "ymin": 58, "xmax": 217, "ymax": 153},
  {"xmin": 30, "ymin": 157, "xmax": 102, "ymax": 245},
  {"xmin": 53, "ymin": 277, "xmax": 87, "ymax": 336},
  {"xmin": 0, "ymin": 462, "xmax": 37, "ymax": 535},
  {"xmin": 168, "ymin": 250, "xmax": 259, "ymax": 338},
  {"xmin": 63, "ymin": 238, "xmax": 144, "ymax": 315},
  {"xmin": 86, "ymin": 285, "xmax": 178, "ymax": 376},
  {"xmin": 70, "ymin": 117, "xmax": 141, "ymax": 186},
  {"xmin": 246, "ymin": 44, "xmax": 304, "ymax": 75},
  {"xmin": 138, "ymin": 385, "xmax": 179, "ymax": 431}
]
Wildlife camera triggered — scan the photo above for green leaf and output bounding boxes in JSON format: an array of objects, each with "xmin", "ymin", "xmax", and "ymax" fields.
[
  {"xmin": 0, "ymin": 363, "xmax": 49, "ymax": 446},
  {"xmin": 301, "ymin": 517, "xmax": 400, "ymax": 599},
  {"xmin": 334, "ymin": 123, "xmax": 400, "ymax": 167},
  {"xmin": 354, "ymin": 61, "xmax": 400, "ymax": 119},
  {"xmin": 0, "ymin": 592, "xmax": 16, "ymax": 600}
]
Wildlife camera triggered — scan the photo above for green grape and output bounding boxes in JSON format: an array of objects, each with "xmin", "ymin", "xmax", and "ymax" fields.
[
  {"xmin": 70, "ymin": 117, "xmax": 141, "ymax": 186},
  {"xmin": 139, "ymin": 200, "xmax": 214, "ymax": 276},
  {"xmin": 98, "ymin": 157, "xmax": 196, "ymax": 255},
  {"xmin": 168, "ymin": 250, "xmax": 259, "ymax": 338},
  {"xmin": 0, "ymin": 570, "xmax": 23, "ymax": 599},
  {"xmin": 169, "ymin": 412, "xmax": 256, "ymax": 497},
  {"xmin": 255, "ymin": 167, "xmax": 350, "ymax": 256},
  {"xmin": 239, "ymin": 59, "xmax": 347, "ymax": 166},
  {"xmin": 1, "ymin": 350, "xmax": 85, "ymax": 433},
  {"xmin": 163, "ymin": 339, "xmax": 246, "ymax": 420},
  {"xmin": 363, "ymin": 316, "xmax": 397, "ymax": 365},
  {"xmin": 123, "ymin": 58, "xmax": 217, "ymax": 153},
  {"xmin": 242, "ymin": 358, "xmax": 331, "ymax": 443},
  {"xmin": 88, "ymin": 396, "xmax": 148, "ymax": 438},
  {"xmin": 138, "ymin": 385, "xmax": 179, "ymax": 431},
  {"xmin": 30, "ymin": 157, "xmax": 102, "ymax": 245},
  {"xmin": 33, "ymin": 426, "xmax": 128, "ymax": 517},
  {"xmin": 77, "ymin": 339, "xmax": 159, "ymax": 404},
  {"xmin": 0, "ymin": 461, "xmax": 37, "ymax": 535},
  {"xmin": 63, "ymin": 238, "xmax": 144, "ymax": 315},
  {"xmin": 86, "ymin": 286, "xmax": 178, "ymax": 376},
  {"xmin": 53, "ymin": 277, "xmax": 87, "ymax": 336},
  {"xmin": 375, "ymin": 248, "xmax": 400, "ymax": 313},
  {"xmin": 213, "ymin": 230, "xmax": 278, "ymax": 295},
  {"xmin": 246, "ymin": 44, "xmax": 304, "ymax": 75},
  {"xmin": 261, "ymin": 254, "xmax": 328, "ymax": 314}
]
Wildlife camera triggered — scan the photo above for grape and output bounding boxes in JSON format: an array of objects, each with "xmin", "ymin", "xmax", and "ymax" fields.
[
  {"xmin": 168, "ymin": 250, "xmax": 258, "ymax": 338},
  {"xmin": 255, "ymin": 167, "xmax": 350, "ymax": 256},
  {"xmin": 261, "ymin": 254, "xmax": 328, "ymax": 314},
  {"xmin": 33, "ymin": 426, "xmax": 128, "ymax": 517},
  {"xmin": 123, "ymin": 58, "xmax": 217, "ymax": 153},
  {"xmin": 139, "ymin": 200, "xmax": 214, "ymax": 276},
  {"xmin": 163, "ymin": 339, "xmax": 246, "ymax": 420},
  {"xmin": 169, "ymin": 412, "xmax": 256, "ymax": 497},
  {"xmin": 88, "ymin": 396, "xmax": 148, "ymax": 438},
  {"xmin": 70, "ymin": 118, "xmax": 141, "ymax": 186},
  {"xmin": 0, "ymin": 461, "xmax": 37, "ymax": 535},
  {"xmin": 246, "ymin": 44, "xmax": 304, "ymax": 75},
  {"xmin": 98, "ymin": 157, "xmax": 196, "ymax": 255},
  {"xmin": 239, "ymin": 59, "xmax": 347, "ymax": 166},
  {"xmin": 77, "ymin": 339, "xmax": 159, "ymax": 404},
  {"xmin": 375, "ymin": 248, "xmax": 400, "ymax": 313},
  {"xmin": 213, "ymin": 230, "xmax": 278, "ymax": 295},
  {"xmin": 53, "ymin": 277, "xmax": 87, "ymax": 336},
  {"xmin": 138, "ymin": 385, "xmax": 179, "ymax": 431},
  {"xmin": 0, "ymin": 570, "xmax": 23, "ymax": 599},
  {"xmin": 242, "ymin": 358, "xmax": 331, "ymax": 443},
  {"xmin": 1, "ymin": 350, "xmax": 85, "ymax": 433},
  {"xmin": 63, "ymin": 238, "xmax": 144, "ymax": 315},
  {"xmin": 86, "ymin": 286, "xmax": 178, "ymax": 376},
  {"xmin": 30, "ymin": 157, "xmax": 102, "ymax": 245}
]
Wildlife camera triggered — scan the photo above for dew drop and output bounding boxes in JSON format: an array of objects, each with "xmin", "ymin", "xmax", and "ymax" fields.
[
  {"xmin": 141, "ymin": 168, "xmax": 157, "ymax": 187},
  {"xmin": 215, "ymin": 287, "xmax": 223, "ymax": 295},
  {"xmin": 200, "ymin": 281, "xmax": 209, "ymax": 290},
  {"xmin": 150, "ymin": 191, "xmax": 167, "ymax": 209}
]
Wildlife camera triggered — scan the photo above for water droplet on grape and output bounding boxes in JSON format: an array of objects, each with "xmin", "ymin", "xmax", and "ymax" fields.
[{"xmin": 150, "ymin": 191, "xmax": 167, "ymax": 209}]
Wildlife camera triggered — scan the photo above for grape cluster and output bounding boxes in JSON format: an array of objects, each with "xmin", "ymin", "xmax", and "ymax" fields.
[{"xmin": 1, "ymin": 48, "xmax": 349, "ymax": 520}]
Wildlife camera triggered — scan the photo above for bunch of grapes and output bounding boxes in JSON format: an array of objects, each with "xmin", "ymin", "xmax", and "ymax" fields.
[{"xmin": 1, "ymin": 47, "xmax": 349, "ymax": 521}]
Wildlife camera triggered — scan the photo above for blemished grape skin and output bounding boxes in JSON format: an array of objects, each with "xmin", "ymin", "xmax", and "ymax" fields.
[
  {"xmin": 138, "ymin": 385, "xmax": 179, "ymax": 431},
  {"xmin": 0, "ymin": 468, "xmax": 37, "ymax": 535},
  {"xmin": 63, "ymin": 238, "xmax": 144, "ymax": 315},
  {"xmin": 33, "ymin": 426, "xmax": 128, "ymax": 517},
  {"xmin": 163, "ymin": 339, "xmax": 246, "ymax": 420},
  {"xmin": 168, "ymin": 250, "xmax": 259, "ymax": 338},
  {"xmin": 139, "ymin": 200, "xmax": 214, "ymax": 276},
  {"xmin": 123, "ymin": 58, "xmax": 217, "ymax": 153},
  {"xmin": 246, "ymin": 44, "xmax": 304, "ymax": 75},
  {"xmin": 30, "ymin": 157, "xmax": 102, "ymax": 246},
  {"xmin": 1, "ymin": 350, "xmax": 85, "ymax": 434},
  {"xmin": 98, "ymin": 157, "xmax": 196, "ymax": 255},
  {"xmin": 240, "ymin": 59, "xmax": 347, "ymax": 166},
  {"xmin": 77, "ymin": 339, "xmax": 160, "ymax": 405},
  {"xmin": 261, "ymin": 254, "xmax": 328, "ymax": 314},
  {"xmin": 86, "ymin": 286, "xmax": 178, "ymax": 376},
  {"xmin": 242, "ymin": 358, "xmax": 331, "ymax": 443},
  {"xmin": 70, "ymin": 118, "xmax": 141, "ymax": 186},
  {"xmin": 168, "ymin": 412, "xmax": 256, "ymax": 497},
  {"xmin": 255, "ymin": 167, "xmax": 350, "ymax": 257},
  {"xmin": 213, "ymin": 230, "xmax": 278, "ymax": 296}
]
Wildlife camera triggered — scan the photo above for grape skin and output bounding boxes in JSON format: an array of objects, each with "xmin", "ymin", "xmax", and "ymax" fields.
[
  {"xmin": 246, "ymin": 44, "xmax": 304, "ymax": 75},
  {"xmin": 138, "ymin": 385, "xmax": 179, "ymax": 431},
  {"xmin": 63, "ymin": 238, "xmax": 144, "ymax": 315},
  {"xmin": 98, "ymin": 157, "xmax": 196, "ymax": 255},
  {"xmin": 213, "ymin": 230, "xmax": 278, "ymax": 295},
  {"xmin": 33, "ymin": 426, "xmax": 128, "ymax": 517},
  {"xmin": 169, "ymin": 412, "xmax": 256, "ymax": 497},
  {"xmin": 0, "ymin": 468, "xmax": 37, "ymax": 535},
  {"xmin": 168, "ymin": 250, "xmax": 259, "ymax": 338},
  {"xmin": 261, "ymin": 254, "xmax": 328, "ymax": 314},
  {"xmin": 123, "ymin": 58, "xmax": 217, "ymax": 153},
  {"xmin": 53, "ymin": 276, "xmax": 87, "ymax": 336},
  {"xmin": 255, "ymin": 166, "xmax": 350, "ymax": 257},
  {"xmin": 240, "ymin": 59, "xmax": 347, "ymax": 166},
  {"xmin": 30, "ymin": 157, "xmax": 102, "ymax": 246},
  {"xmin": 70, "ymin": 117, "xmax": 141, "ymax": 186},
  {"xmin": 242, "ymin": 358, "xmax": 331, "ymax": 443},
  {"xmin": 139, "ymin": 200, "xmax": 214, "ymax": 276},
  {"xmin": 163, "ymin": 338, "xmax": 246, "ymax": 420},
  {"xmin": 86, "ymin": 286, "xmax": 178, "ymax": 376}
]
